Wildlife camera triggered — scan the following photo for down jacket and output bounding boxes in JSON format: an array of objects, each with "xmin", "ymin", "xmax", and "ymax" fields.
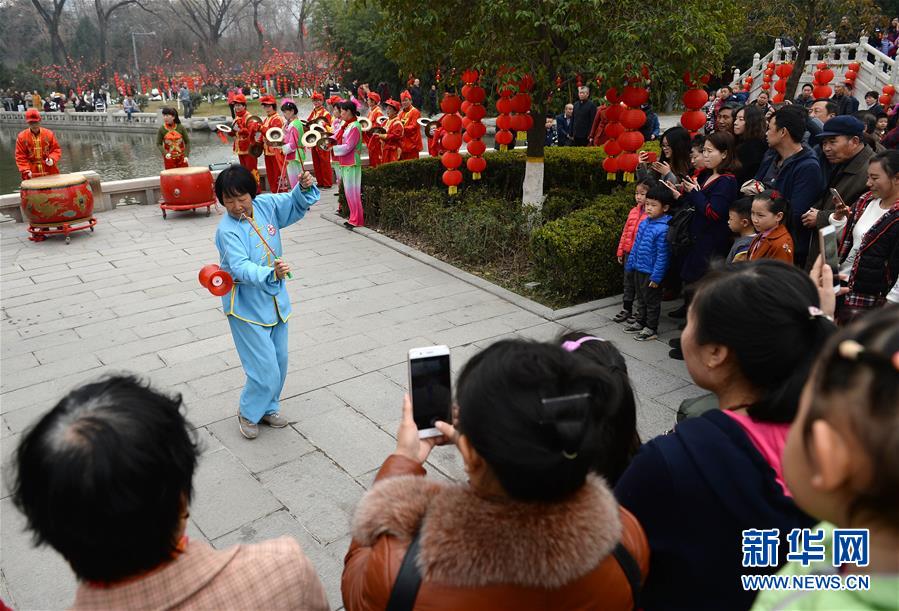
[
  {"xmin": 342, "ymin": 455, "xmax": 650, "ymax": 611},
  {"xmin": 625, "ymin": 214, "xmax": 671, "ymax": 284},
  {"xmin": 617, "ymin": 205, "xmax": 648, "ymax": 258}
]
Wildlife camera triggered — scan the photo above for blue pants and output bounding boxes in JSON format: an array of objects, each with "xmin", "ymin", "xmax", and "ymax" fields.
[{"xmin": 228, "ymin": 316, "xmax": 289, "ymax": 423}]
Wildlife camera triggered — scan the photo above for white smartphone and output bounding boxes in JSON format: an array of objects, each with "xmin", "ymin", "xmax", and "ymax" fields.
[
  {"xmin": 818, "ymin": 225, "xmax": 841, "ymax": 294},
  {"xmin": 407, "ymin": 345, "xmax": 452, "ymax": 439}
]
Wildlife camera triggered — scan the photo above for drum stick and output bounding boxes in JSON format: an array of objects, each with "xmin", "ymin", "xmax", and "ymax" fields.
[{"xmin": 239, "ymin": 213, "xmax": 293, "ymax": 279}]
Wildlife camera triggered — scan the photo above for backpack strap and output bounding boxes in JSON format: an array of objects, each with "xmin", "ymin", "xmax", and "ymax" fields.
[
  {"xmin": 386, "ymin": 530, "xmax": 424, "ymax": 611},
  {"xmin": 611, "ymin": 541, "xmax": 642, "ymax": 611}
]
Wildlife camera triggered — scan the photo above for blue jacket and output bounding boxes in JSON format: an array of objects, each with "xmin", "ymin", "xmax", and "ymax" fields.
[
  {"xmin": 214, "ymin": 183, "xmax": 321, "ymax": 326},
  {"xmin": 615, "ymin": 410, "xmax": 815, "ymax": 611},
  {"xmin": 555, "ymin": 113, "xmax": 573, "ymax": 145},
  {"xmin": 625, "ymin": 214, "xmax": 671, "ymax": 284},
  {"xmin": 755, "ymin": 145, "xmax": 826, "ymax": 268},
  {"xmin": 681, "ymin": 173, "xmax": 738, "ymax": 283}
]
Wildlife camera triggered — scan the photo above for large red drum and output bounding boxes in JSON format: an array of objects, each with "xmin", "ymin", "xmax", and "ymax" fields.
[
  {"xmin": 160, "ymin": 166, "xmax": 215, "ymax": 205},
  {"xmin": 20, "ymin": 173, "xmax": 94, "ymax": 224}
]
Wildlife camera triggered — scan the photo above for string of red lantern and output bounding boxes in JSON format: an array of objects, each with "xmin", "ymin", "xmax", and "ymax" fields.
[
  {"xmin": 495, "ymin": 82, "xmax": 514, "ymax": 152},
  {"xmin": 680, "ymin": 72, "xmax": 707, "ymax": 134},
  {"xmin": 879, "ymin": 83, "xmax": 896, "ymax": 108},
  {"xmin": 461, "ymin": 69, "xmax": 487, "ymax": 180},
  {"xmin": 616, "ymin": 81, "xmax": 649, "ymax": 182},
  {"xmin": 440, "ymin": 93, "xmax": 464, "ymax": 195},
  {"xmin": 602, "ymin": 88, "xmax": 623, "ymax": 179},
  {"xmin": 812, "ymin": 62, "xmax": 834, "ymax": 99},
  {"xmin": 843, "ymin": 61, "xmax": 859, "ymax": 95},
  {"xmin": 511, "ymin": 74, "xmax": 534, "ymax": 141},
  {"xmin": 772, "ymin": 62, "xmax": 793, "ymax": 103}
]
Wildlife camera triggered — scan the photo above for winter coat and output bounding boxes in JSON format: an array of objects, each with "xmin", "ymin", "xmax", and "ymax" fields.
[
  {"xmin": 838, "ymin": 191, "xmax": 899, "ymax": 298},
  {"xmin": 571, "ymin": 99, "xmax": 597, "ymax": 139},
  {"xmin": 342, "ymin": 455, "xmax": 650, "ymax": 611},
  {"xmin": 625, "ymin": 214, "xmax": 671, "ymax": 284},
  {"xmin": 615, "ymin": 410, "xmax": 815, "ymax": 611},
  {"xmin": 681, "ymin": 173, "xmax": 738, "ymax": 283},
  {"xmin": 756, "ymin": 145, "xmax": 827, "ymax": 268},
  {"xmin": 616, "ymin": 205, "xmax": 647, "ymax": 257},
  {"xmin": 748, "ymin": 224, "xmax": 795, "ymax": 264}
]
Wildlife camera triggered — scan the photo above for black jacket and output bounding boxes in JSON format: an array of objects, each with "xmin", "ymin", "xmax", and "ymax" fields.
[
  {"xmin": 571, "ymin": 99, "xmax": 597, "ymax": 139},
  {"xmin": 555, "ymin": 113, "xmax": 573, "ymax": 145},
  {"xmin": 840, "ymin": 193, "xmax": 899, "ymax": 298}
]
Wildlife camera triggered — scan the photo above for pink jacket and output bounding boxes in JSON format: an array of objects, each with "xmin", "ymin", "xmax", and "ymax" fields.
[{"xmin": 617, "ymin": 205, "xmax": 647, "ymax": 258}]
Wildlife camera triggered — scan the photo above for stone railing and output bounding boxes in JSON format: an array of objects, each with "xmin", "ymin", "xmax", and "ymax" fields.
[
  {"xmin": 731, "ymin": 35, "xmax": 899, "ymax": 102},
  {"xmin": 0, "ymin": 110, "xmax": 163, "ymax": 133}
]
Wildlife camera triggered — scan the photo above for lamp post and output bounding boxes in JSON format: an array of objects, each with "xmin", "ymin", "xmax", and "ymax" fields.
[{"xmin": 131, "ymin": 31, "xmax": 156, "ymax": 94}]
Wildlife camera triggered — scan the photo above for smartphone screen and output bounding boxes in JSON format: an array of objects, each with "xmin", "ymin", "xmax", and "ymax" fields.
[
  {"xmin": 819, "ymin": 226, "xmax": 841, "ymax": 293},
  {"xmin": 409, "ymin": 353, "xmax": 451, "ymax": 435}
]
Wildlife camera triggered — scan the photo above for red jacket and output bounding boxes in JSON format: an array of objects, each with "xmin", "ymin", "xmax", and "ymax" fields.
[
  {"xmin": 15, "ymin": 127, "xmax": 61, "ymax": 179},
  {"xmin": 398, "ymin": 106, "xmax": 423, "ymax": 154},
  {"xmin": 380, "ymin": 117, "xmax": 404, "ymax": 163},
  {"xmin": 617, "ymin": 204, "xmax": 648, "ymax": 257},
  {"xmin": 748, "ymin": 224, "xmax": 794, "ymax": 264}
]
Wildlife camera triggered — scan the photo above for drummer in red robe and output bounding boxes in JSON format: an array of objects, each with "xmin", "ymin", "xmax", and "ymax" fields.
[
  {"xmin": 377, "ymin": 99, "xmax": 404, "ymax": 164},
  {"xmin": 397, "ymin": 90, "xmax": 423, "ymax": 160},
  {"xmin": 260, "ymin": 94, "xmax": 287, "ymax": 192},
  {"xmin": 15, "ymin": 109, "xmax": 61, "ymax": 180},
  {"xmin": 229, "ymin": 94, "xmax": 261, "ymax": 192},
  {"xmin": 307, "ymin": 92, "xmax": 334, "ymax": 188},
  {"xmin": 365, "ymin": 91, "xmax": 384, "ymax": 168}
]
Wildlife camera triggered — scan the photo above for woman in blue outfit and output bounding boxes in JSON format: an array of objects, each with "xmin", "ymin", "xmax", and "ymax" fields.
[{"xmin": 213, "ymin": 164, "xmax": 320, "ymax": 440}]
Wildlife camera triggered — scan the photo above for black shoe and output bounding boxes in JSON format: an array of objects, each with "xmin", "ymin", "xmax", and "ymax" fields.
[
  {"xmin": 668, "ymin": 304, "xmax": 687, "ymax": 319},
  {"xmin": 669, "ymin": 347, "xmax": 684, "ymax": 360},
  {"xmin": 342, "ymin": 221, "xmax": 354, "ymax": 230},
  {"xmin": 668, "ymin": 337, "xmax": 681, "ymax": 349}
]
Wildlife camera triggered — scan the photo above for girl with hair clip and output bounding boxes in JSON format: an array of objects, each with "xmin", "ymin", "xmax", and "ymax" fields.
[
  {"xmin": 331, "ymin": 100, "xmax": 364, "ymax": 229},
  {"xmin": 753, "ymin": 307, "xmax": 899, "ymax": 611},
  {"xmin": 342, "ymin": 340, "xmax": 649, "ymax": 611},
  {"xmin": 748, "ymin": 189, "xmax": 794, "ymax": 263},
  {"xmin": 279, "ymin": 99, "xmax": 306, "ymax": 190}
]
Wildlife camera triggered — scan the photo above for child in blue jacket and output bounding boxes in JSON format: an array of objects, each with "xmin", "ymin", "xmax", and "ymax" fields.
[{"xmin": 624, "ymin": 183, "xmax": 674, "ymax": 341}]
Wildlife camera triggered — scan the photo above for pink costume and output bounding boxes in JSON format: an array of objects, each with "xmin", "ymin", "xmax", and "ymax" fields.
[
  {"xmin": 280, "ymin": 117, "xmax": 306, "ymax": 189},
  {"xmin": 331, "ymin": 120, "xmax": 363, "ymax": 227}
]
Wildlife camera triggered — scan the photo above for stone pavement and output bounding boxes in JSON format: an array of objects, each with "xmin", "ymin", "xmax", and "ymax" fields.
[{"xmin": 0, "ymin": 188, "xmax": 699, "ymax": 610}]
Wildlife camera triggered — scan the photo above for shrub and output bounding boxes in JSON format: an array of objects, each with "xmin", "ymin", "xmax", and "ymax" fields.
[{"xmin": 531, "ymin": 188, "xmax": 636, "ymax": 301}]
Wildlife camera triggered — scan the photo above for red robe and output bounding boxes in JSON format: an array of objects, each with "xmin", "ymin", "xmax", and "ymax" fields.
[
  {"xmin": 262, "ymin": 112, "xmax": 287, "ymax": 192},
  {"xmin": 428, "ymin": 125, "xmax": 446, "ymax": 157},
  {"xmin": 380, "ymin": 117, "xmax": 404, "ymax": 164},
  {"xmin": 231, "ymin": 110, "xmax": 260, "ymax": 191},
  {"xmin": 398, "ymin": 106, "xmax": 423, "ymax": 160},
  {"xmin": 15, "ymin": 127, "xmax": 61, "ymax": 180},
  {"xmin": 365, "ymin": 106, "xmax": 384, "ymax": 168},
  {"xmin": 307, "ymin": 106, "xmax": 334, "ymax": 187}
]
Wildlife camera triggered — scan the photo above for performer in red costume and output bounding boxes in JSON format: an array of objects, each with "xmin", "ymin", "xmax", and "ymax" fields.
[
  {"xmin": 307, "ymin": 92, "xmax": 334, "ymax": 188},
  {"xmin": 229, "ymin": 94, "xmax": 261, "ymax": 192},
  {"xmin": 15, "ymin": 109, "xmax": 61, "ymax": 180},
  {"xmin": 398, "ymin": 90, "xmax": 423, "ymax": 160},
  {"xmin": 260, "ymin": 95, "xmax": 287, "ymax": 192},
  {"xmin": 378, "ymin": 99, "xmax": 404, "ymax": 164},
  {"xmin": 365, "ymin": 92, "xmax": 384, "ymax": 168}
]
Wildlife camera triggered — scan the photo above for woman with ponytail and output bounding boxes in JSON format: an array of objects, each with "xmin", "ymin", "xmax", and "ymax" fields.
[{"xmin": 615, "ymin": 259, "xmax": 838, "ymax": 610}]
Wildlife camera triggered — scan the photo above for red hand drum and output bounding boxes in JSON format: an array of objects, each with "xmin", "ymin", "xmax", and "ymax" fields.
[
  {"xmin": 160, "ymin": 166, "xmax": 215, "ymax": 206},
  {"xmin": 198, "ymin": 264, "xmax": 234, "ymax": 296},
  {"xmin": 20, "ymin": 173, "xmax": 94, "ymax": 224}
]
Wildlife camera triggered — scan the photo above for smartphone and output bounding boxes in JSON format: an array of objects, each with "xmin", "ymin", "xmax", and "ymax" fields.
[
  {"xmin": 829, "ymin": 188, "xmax": 844, "ymax": 206},
  {"xmin": 818, "ymin": 225, "xmax": 841, "ymax": 294},
  {"xmin": 408, "ymin": 345, "xmax": 452, "ymax": 439}
]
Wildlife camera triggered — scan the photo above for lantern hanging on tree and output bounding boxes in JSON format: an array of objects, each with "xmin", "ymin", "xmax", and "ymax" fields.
[
  {"xmin": 462, "ymin": 70, "xmax": 487, "ymax": 180},
  {"xmin": 495, "ymin": 84, "xmax": 514, "ymax": 152},
  {"xmin": 681, "ymin": 83, "xmax": 707, "ymax": 134},
  {"xmin": 440, "ymin": 93, "xmax": 464, "ymax": 195}
]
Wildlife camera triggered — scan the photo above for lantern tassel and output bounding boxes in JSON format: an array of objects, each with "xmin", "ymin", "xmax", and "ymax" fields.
[
  {"xmin": 449, "ymin": 185, "xmax": 458, "ymax": 195},
  {"xmin": 516, "ymin": 131, "xmax": 526, "ymax": 141},
  {"xmin": 473, "ymin": 173, "xmax": 481, "ymax": 180},
  {"xmin": 500, "ymin": 145, "xmax": 507, "ymax": 152},
  {"xmin": 625, "ymin": 172, "xmax": 634, "ymax": 182},
  {"xmin": 607, "ymin": 172, "xmax": 616, "ymax": 181}
]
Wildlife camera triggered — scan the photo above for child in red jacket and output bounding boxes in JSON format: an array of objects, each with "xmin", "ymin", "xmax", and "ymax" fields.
[{"xmin": 613, "ymin": 178, "xmax": 653, "ymax": 323}]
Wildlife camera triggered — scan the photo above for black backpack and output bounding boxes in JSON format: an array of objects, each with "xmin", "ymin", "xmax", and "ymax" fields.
[{"xmin": 666, "ymin": 205, "xmax": 695, "ymax": 257}]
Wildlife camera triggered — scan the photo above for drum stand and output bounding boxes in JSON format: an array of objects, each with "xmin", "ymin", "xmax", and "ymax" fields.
[
  {"xmin": 159, "ymin": 199, "xmax": 216, "ymax": 219},
  {"xmin": 27, "ymin": 217, "xmax": 98, "ymax": 244}
]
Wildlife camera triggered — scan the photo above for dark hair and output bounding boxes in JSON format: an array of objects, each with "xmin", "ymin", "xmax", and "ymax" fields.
[
  {"xmin": 853, "ymin": 110, "xmax": 877, "ymax": 134},
  {"xmin": 456, "ymin": 339, "xmax": 625, "ymax": 501},
  {"xmin": 689, "ymin": 260, "xmax": 835, "ymax": 422},
  {"xmin": 690, "ymin": 134, "xmax": 706, "ymax": 150},
  {"xmin": 557, "ymin": 333, "xmax": 640, "ymax": 485},
  {"xmin": 11, "ymin": 375, "xmax": 199, "ymax": 582},
  {"xmin": 719, "ymin": 101, "xmax": 740, "ymax": 115},
  {"xmin": 870, "ymin": 149, "xmax": 899, "ymax": 176},
  {"xmin": 645, "ymin": 183, "xmax": 676, "ymax": 208},
  {"xmin": 636, "ymin": 176, "xmax": 656, "ymax": 191},
  {"xmin": 801, "ymin": 83, "xmax": 813, "ymax": 91},
  {"xmin": 336, "ymin": 100, "xmax": 358, "ymax": 117},
  {"xmin": 659, "ymin": 126, "xmax": 692, "ymax": 177},
  {"xmin": 729, "ymin": 196, "xmax": 752, "ymax": 219},
  {"xmin": 812, "ymin": 98, "xmax": 839, "ymax": 117},
  {"xmin": 865, "ymin": 90, "xmax": 879, "ymax": 100},
  {"xmin": 770, "ymin": 106, "xmax": 807, "ymax": 142},
  {"xmin": 280, "ymin": 100, "xmax": 298, "ymax": 114},
  {"xmin": 753, "ymin": 189, "xmax": 790, "ymax": 229},
  {"xmin": 705, "ymin": 131, "xmax": 739, "ymax": 174},
  {"xmin": 214, "ymin": 164, "xmax": 257, "ymax": 202},
  {"xmin": 161, "ymin": 107, "xmax": 180, "ymax": 124},
  {"xmin": 802, "ymin": 308, "xmax": 899, "ymax": 527},
  {"xmin": 736, "ymin": 104, "xmax": 767, "ymax": 141}
]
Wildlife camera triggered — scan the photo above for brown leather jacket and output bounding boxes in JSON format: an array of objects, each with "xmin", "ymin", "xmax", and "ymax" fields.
[{"xmin": 342, "ymin": 455, "xmax": 649, "ymax": 611}]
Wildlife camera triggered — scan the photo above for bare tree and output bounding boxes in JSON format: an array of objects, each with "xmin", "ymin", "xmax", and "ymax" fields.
[
  {"xmin": 290, "ymin": 0, "xmax": 314, "ymax": 55},
  {"xmin": 248, "ymin": 0, "xmax": 264, "ymax": 52},
  {"xmin": 30, "ymin": 0, "xmax": 68, "ymax": 63},
  {"xmin": 173, "ymin": 0, "xmax": 246, "ymax": 61},
  {"xmin": 94, "ymin": 0, "xmax": 151, "ymax": 78}
]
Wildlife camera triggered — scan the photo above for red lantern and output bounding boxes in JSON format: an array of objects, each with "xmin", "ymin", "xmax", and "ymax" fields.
[
  {"xmin": 772, "ymin": 92, "xmax": 785, "ymax": 103},
  {"xmin": 844, "ymin": 70, "xmax": 857, "ymax": 82},
  {"xmin": 496, "ymin": 97, "xmax": 513, "ymax": 114},
  {"xmin": 605, "ymin": 104, "xmax": 623, "ymax": 122},
  {"xmin": 774, "ymin": 79, "xmax": 788, "ymax": 93},
  {"xmin": 602, "ymin": 156, "xmax": 618, "ymax": 179},
  {"xmin": 510, "ymin": 93, "xmax": 531, "ymax": 113},
  {"xmin": 620, "ymin": 108, "xmax": 647, "ymax": 130},
  {"xmin": 441, "ymin": 114, "xmax": 462, "ymax": 132},
  {"xmin": 761, "ymin": 83, "xmax": 771, "ymax": 91},
  {"xmin": 461, "ymin": 100, "xmax": 472, "ymax": 115},
  {"xmin": 496, "ymin": 114, "xmax": 512, "ymax": 131},
  {"xmin": 466, "ymin": 122, "xmax": 486, "ymax": 139},
  {"xmin": 617, "ymin": 153, "xmax": 639, "ymax": 175},
  {"xmin": 510, "ymin": 114, "xmax": 528, "ymax": 132},
  {"xmin": 606, "ymin": 87, "xmax": 619, "ymax": 103},
  {"xmin": 681, "ymin": 110, "xmax": 706, "ymax": 131},
  {"xmin": 462, "ymin": 116, "xmax": 472, "ymax": 131},
  {"xmin": 440, "ymin": 94, "xmax": 462, "ymax": 114},
  {"xmin": 813, "ymin": 85, "xmax": 833, "ymax": 99},
  {"xmin": 817, "ymin": 69, "xmax": 834, "ymax": 84},
  {"xmin": 466, "ymin": 155, "xmax": 486, "ymax": 178},
  {"xmin": 605, "ymin": 122, "xmax": 625, "ymax": 140},
  {"xmin": 767, "ymin": 61, "xmax": 775, "ymax": 69},
  {"xmin": 603, "ymin": 139, "xmax": 622, "ymax": 157},
  {"xmin": 682, "ymin": 88, "xmax": 707, "ymax": 110},
  {"xmin": 880, "ymin": 94, "xmax": 893, "ymax": 106},
  {"xmin": 617, "ymin": 130, "xmax": 645, "ymax": 153},
  {"xmin": 884, "ymin": 84, "xmax": 896, "ymax": 96},
  {"xmin": 441, "ymin": 151, "xmax": 463, "ymax": 170},
  {"xmin": 848, "ymin": 61, "xmax": 861, "ymax": 72},
  {"xmin": 466, "ymin": 85, "xmax": 485, "ymax": 104},
  {"xmin": 621, "ymin": 86, "xmax": 648, "ymax": 108},
  {"xmin": 745, "ymin": 76, "xmax": 754, "ymax": 84},
  {"xmin": 442, "ymin": 170, "xmax": 463, "ymax": 194},
  {"xmin": 442, "ymin": 132, "xmax": 463, "ymax": 151},
  {"xmin": 495, "ymin": 130, "xmax": 513, "ymax": 146},
  {"xmin": 816, "ymin": 61, "xmax": 828, "ymax": 70},
  {"xmin": 467, "ymin": 140, "xmax": 486, "ymax": 156},
  {"xmin": 466, "ymin": 104, "xmax": 486, "ymax": 121},
  {"xmin": 775, "ymin": 63, "xmax": 793, "ymax": 78}
]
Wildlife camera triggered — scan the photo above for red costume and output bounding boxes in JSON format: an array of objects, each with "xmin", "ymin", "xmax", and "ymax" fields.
[
  {"xmin": 307, "ymin": 93, "xmax": 334, "ymax": 188},
  {"xmin": 365, "ymin": 92, "xmax": 385, "ymax": 168},
  {"xmin": 15, "ymin": 110, "xmax": 61, "ymax": 180},
  {"xmin": 260, "ymin": 95, "xmax": 287, "ymax": 192},
  {"xmin": 427, "ymin": 123, "xmax": 446, "ymax": 157},
  {"xmin": 229, "ymin": 94, "xmax": 261, "ymax": 191},
  {"xmin": 379, "ymin": 100, "xmax": 404, "ymax": 164},
  {"xmin": 398, "ymin": 90, "xmax": 423, "ymax": 160}
]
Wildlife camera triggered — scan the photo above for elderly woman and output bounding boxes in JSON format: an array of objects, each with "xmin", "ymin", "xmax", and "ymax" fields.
[
  {"xmin": 342, "ymin": 339, "xmax": 649, "ymax": 610},
  {"xmin": 12, "ymin": 376, "xmax": 328, "ymax": 610},
  {"xmin": 615, "ymin": 260, "xmax": 838, "ymax": 610}
]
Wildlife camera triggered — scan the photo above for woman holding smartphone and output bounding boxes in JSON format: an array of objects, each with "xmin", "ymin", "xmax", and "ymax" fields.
[
  {"xmin": 342, "ymin": 340, "xmax": 648, "ymax": 610},
  {"xmin": 827, "ymin": 150, "xmax": 899, "ymax": 324}
]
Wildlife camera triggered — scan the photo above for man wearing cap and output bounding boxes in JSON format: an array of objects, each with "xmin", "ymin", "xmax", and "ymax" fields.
[
  {"xmin": 260, "ymin": 95, "xmax": 287, "ymax": 192},
  {"xmin": 833, "ymin": 82, "xmax": 860, "ymax": 116},
  {"xmin": 307, "ymin": 92, "xmax": 334, "ymax": 188},
  {"xmin": 365, "ymin": 92, "xmax": 384, "ymax": 168},
  {"xmin": 801, "ymin": 115, "xmax": 875, "ymax": 268},
  {"xmin": 398, "ymin": 90, "xmax": 423, "ymax": 160},
  {"xmin": 227, "ymin": 93, "xmax": 261, "ymax": 192},
  {"xmin": 15, "ymin": 109, "xmax": 61, "ymax": 181},
  {"xmin": 378, "ymin": 99, "xmax": 404, "ymax": 164}
]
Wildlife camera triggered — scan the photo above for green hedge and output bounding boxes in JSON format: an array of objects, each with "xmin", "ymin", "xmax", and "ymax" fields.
[{"xmin": 531, "ymin": 189, "xmax": 636, "ymax": 301}]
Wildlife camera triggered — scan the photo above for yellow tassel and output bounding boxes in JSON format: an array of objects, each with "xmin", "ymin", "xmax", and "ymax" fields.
[
  {"xmin": 449, "ymin": 185, "xmax": 457, "ymax": 195},
  {"xmin": 473, "ymin": 173, "xmax": 481, "ymax": 180},
  {"xmin": 625, "ymin": 172, "xmax": 634, "ymax": 182},
  {"xmin": 500, "ymin": 144, "xmax": 507, "ymax": 152},
  {"xmin": 607, "ymin": 172, "xmax": 616, "ymax": 180},
  {"xmin": 516, "ymin": 131, "xmax": 526, "ymax": 141}
]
